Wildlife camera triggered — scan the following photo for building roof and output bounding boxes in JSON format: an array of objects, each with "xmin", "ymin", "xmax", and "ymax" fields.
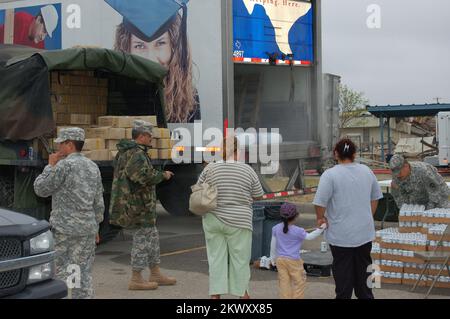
[{"xmin": 367, "ymin": 104, "xmax": 450, "ymax": 118}]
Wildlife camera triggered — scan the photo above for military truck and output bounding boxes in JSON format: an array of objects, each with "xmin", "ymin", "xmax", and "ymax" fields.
[{"xmin": 0, "ymin": 0, "xmax": 340, "ymax": 241}]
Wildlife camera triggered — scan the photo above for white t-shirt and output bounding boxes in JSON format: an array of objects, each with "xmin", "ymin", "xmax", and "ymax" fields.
[{"xmin": 312, "ymin": 163, "xmax": 383, "ymax": 247}]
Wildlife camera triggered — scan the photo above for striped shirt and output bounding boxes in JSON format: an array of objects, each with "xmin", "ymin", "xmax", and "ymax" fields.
[{"xmin": 197, "ymin": 161, "xmax": 265, "ymax": 231}]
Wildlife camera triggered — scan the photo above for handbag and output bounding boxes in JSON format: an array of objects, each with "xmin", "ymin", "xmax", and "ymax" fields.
[{"xmin": 189, "ymin": 169, "xmax": 218, "ymax": 216}]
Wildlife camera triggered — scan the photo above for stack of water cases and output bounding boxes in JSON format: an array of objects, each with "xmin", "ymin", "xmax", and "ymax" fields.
[{"xmin": 371, "ymin": 205, "xmax": 450, "ymax": 288}]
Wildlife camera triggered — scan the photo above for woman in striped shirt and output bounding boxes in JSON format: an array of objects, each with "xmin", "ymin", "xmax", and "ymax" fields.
[{"xmin": 197, "ymin": 136, "xmax": 264, "ymax": 299}]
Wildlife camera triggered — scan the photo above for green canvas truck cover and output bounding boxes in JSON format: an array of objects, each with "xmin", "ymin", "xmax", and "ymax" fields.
[{"xmin": 0, "ymin": 44, "xmax": 167, "ymax": 141}]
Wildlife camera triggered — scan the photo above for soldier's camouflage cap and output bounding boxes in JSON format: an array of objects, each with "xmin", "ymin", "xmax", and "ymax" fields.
[
  {"xmin": 133, "ymin": 120, "xmax": 153, "ymax": 135},
  {"xmin": 55, "ymin": 127, "xmax": 85, "ymax": 143},
  {"xmin": 389, "ymin": 154, "xmax": 406, "ymax": 176}
]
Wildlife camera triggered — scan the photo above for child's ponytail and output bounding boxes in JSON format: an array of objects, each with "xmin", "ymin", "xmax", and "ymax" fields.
[{"xmin": 283, "ymin": 219, "xmax": 289, "ymax": 234}]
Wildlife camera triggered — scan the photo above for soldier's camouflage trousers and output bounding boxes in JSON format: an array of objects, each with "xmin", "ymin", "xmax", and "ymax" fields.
[
  {"xmin": 131, "ymin": 226, "xmax": 160, "ymax": 271},
  {"xmin": 53, "ymin": 231, "xmax": 96, "ymax": 299}
]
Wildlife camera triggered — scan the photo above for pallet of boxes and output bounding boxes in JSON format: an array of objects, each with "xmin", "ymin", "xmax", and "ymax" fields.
[{"xmin": 371, "ymin": 204, "xmax": 450, "ymax": 289}]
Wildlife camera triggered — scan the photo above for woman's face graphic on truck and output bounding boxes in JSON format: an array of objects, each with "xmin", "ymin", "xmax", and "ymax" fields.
[{"xmin": 130, "ymin": 32, "xmax": 172, "ymax": 67}]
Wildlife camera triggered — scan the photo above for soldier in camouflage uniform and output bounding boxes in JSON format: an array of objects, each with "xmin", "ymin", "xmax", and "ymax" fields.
[
  {"xmin": 389, "ymin": 154, "xmax": 449, "ymax": 209},
  {"xmin": 110, "ymin": 120, "xmax": 176, "ymax": 290},
  {"xmin": 34, "ymin": 127, "xmax": 104, "ymax": 299}
]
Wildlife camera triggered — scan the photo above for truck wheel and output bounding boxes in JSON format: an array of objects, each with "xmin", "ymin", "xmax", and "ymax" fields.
[
  {"xmin": 0, "ymin": 174, "xmax": 14, "ymax": 209},
  {"xmin": 156, "ymin": 164, "xmax": 200, "ymax": 216}
]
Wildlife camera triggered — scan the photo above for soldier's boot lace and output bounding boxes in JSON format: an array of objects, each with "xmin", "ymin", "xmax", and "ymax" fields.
[
  {"xmin": 128, "ymin": 270, "xmax": 158, "ymax": 290},
  {"xmin": 149, "ymin": 266, "xmax": 177, "ymax": 286}
]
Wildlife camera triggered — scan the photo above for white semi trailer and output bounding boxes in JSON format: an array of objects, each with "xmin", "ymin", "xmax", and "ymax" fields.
[{"xmin": 0, "ymin": 0, "xmax": 340, "ymax": 226}]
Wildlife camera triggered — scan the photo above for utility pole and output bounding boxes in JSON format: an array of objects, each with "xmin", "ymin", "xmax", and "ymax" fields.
[{"xmin": 433, "ymin": 97, "xmax": 443, "ymax": 104}]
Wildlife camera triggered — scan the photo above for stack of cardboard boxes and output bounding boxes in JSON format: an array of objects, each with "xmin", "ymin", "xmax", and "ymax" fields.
[
  {"xmin": 49, "ymin": 71, "xmax": 174, "ymax": 161},
  {"xmin": 55, "ymin": 115, "xmax": 173, "ymax": 161},
  {"xmin": 371, "ymin": 206, "xmax": 450, "ymax": 288},
  {"xmin": 50, "ymin": 71, "xmax": 108, "ymax": 127}
]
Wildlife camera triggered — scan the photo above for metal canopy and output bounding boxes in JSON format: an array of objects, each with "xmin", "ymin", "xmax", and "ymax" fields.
[
  {"xmin": 368, "ymin": 104, "xmax": 450, "ymax": 118},
  {"xmin": 367, "ymin": 103, "xmax": 450, "ymax": 163}
]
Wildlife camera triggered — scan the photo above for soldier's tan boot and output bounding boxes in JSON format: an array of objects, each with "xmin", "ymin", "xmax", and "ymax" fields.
[
  {"xmin": 149, "ymin": 266, "xmax": 177, "ymax": 286},
  {"xmin": 128, "ymin": 270, "xmax": 158, "ymax": 290}
]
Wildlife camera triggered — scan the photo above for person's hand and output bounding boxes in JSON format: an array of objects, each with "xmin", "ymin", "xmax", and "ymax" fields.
[
  {"xmin": 319, "ymin": 223, "xmax": 328, "ymax": 230},
  {"xmin": 163, "ymin": 171, "xmax": 174, "ymax": 180},
  {"xmin": 49, "ymin": 152, "xmax": 63, "ymax": 167},
  {"xmin": 95, "ymin": 233, "xmax": 100, "ymax": 245},
  {"xmin": 317, "ymin": 217, "xmax": 328, "ymax": 228}
]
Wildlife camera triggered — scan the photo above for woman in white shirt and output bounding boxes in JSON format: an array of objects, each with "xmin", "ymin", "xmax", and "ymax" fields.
[{"xmin": 313, "ymin": 138, "xmax": 383, "ymax": 299}]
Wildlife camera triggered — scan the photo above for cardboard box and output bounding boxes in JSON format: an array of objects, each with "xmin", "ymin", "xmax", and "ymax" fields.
[
  {"xmin": 55, "ymin": 113, "xmax": 70, "ymax": 125},
  {"xmin": 421, "ymin": 217, "xmax": 450, "ymax": 224},
  {"xmin": 399, "ymin": 227, "xmax": 423, "ymax": 234},
  {"xmin": 380, "ymin": 242, "xmax": 427, "ymax": 252},
  {"xmin": 380, "ymin": 253, "xmax": 424, "ymax": 264},
  {"xmin": 135, "ymin": 116, "xmax": 157, "ymax": 126},
  {"xmin": 83, "ymin": 138, "xmax": 105, "ymax": 151},
  {"xmin": 98, "ymin": 116, "xmax": 115, "ymax": 127},
  {"xmin": 151, "ymin": 139, "xmax": 158, "ymax": 149},
  {"xmin": 379, "ymin": 265, "xmax": 404, "ymax": 273},
  {"xmin": 156, "ymin": 139, "xmax": 175, "ymax": 149},
  {"xmin": 371, "ymin": 253, "xmax": 381, "ymax": 260},
  {"xmin": 427, "ymin": 246, "xmax": 450, "ymax": 253},
  {"xmin": 114, "ymin": 117, "xmax": 135, "ymax": 128},
  {"xmin": 152, "ymin": 128, "xmax": 170, "ymax": 139},
  {"xmin": 82, "ymin": 149, "xmax": 111, "ymax": 161},
  {"xmin": 399, "ymin": 216, "xmax": 420, "ymax": 222},
  {"xmin": 70, "ymin": 114, "xmax": 93, "ymax": 125},
  {"xmin": 85, "ymin": 127, "xmax": 125, "ymax": 140},
  {"xmin": 427, "ymin": 233, "xmax": 450, "ymax": 242},
  {"xmin": 125, "ymin": 128, "xmax": 133, "ymax": 139},
  {"xmin": 98, "ymin": 116, "xmax": 157, "ymax": 128},
  {"xmin": 51, "ymin": 83, "xmax": 70, "ymax": 95},
  {"xmin": 381, "ymin": 277, "xmax": 402, "ymax": 284},
  {"xmin": 52, "ymin": 104, "xmax": 68, "ymax": 114},
  {"xmin": 434, "ymin": 282, "xmax": 450, "ymax": 289},
  {"xmin": 67, "ymin": 105, "xmax": 83, "ymax": 114},
  {"xmin": 401, "ymin": 278, "xmax": 427, "ymax": 286},
  {"xmin": 106, "ymin": 140, "xmax": 120, "ymax": 151},
  {"xmin": 158, "ymin": 149, "xmax": 172, "ymax": 160},
  {"xmin": 148, "ymin": 149, "xmax": 159, "ymax": 159},
  {"xmin": 54, "ymin": 95, "xmax": 71, "ymax": 104}
]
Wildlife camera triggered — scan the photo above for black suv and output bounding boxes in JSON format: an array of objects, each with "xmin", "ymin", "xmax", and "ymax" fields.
[{"xmin": 0, "ymin": 208, "xmax": 67, "ymax": 299}]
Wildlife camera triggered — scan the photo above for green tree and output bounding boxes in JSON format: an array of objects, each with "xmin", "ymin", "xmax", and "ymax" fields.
[{"xmin": 339, "ymin": 84, "xmax": 369, "ymax": 128}]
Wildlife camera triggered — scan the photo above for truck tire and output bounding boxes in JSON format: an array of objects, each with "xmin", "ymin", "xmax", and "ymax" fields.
[
  {"xmin": 156, "ymin": 164, "xmax": 200, "ymax": 216},
  {"xmin": 0, "ymin": 174, "xmax": 14, "ymax": 209}
]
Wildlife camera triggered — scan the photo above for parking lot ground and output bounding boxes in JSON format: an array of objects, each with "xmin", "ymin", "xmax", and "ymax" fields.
[{"xmin": 92, "ymin": 205, "xmax": 450, "ymax": 299}]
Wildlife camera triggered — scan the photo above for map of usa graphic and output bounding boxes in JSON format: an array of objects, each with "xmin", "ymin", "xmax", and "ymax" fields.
[{"xmin": 233, "ymin": 0, "xmax": 314, "ymax": 63}]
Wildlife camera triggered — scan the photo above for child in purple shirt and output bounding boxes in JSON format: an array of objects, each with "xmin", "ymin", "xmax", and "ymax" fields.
[{"xmin": 270, "ymin": 203, "xmax": 326, "ymax": 299}]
